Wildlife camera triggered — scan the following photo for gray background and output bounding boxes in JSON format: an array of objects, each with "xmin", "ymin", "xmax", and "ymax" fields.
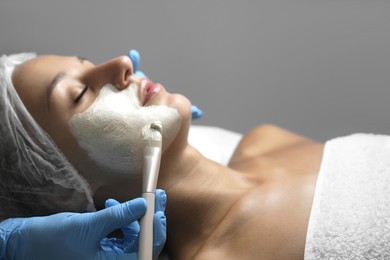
[{"xmin": 1, "ymin": 0, "xmax": 390, "ymax": 141}]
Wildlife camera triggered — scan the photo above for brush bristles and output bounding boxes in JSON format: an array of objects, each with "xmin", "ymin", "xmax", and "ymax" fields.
[
  {"xmin": 150, "ymin": 121, "xmax": 162, "ymax": 133},
  {"xmin": 142, "ymin": 121, "xmax": 162, "ymax": 147}
]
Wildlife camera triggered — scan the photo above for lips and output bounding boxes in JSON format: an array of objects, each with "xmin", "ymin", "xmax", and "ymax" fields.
[{"xmin": 141, "ymin": 78, "xmax": 163, "ymax": 105}]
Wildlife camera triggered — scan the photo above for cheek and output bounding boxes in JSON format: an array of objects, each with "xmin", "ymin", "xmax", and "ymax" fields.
[
  {"xmin": 47, "ymin": 122, "xmax": 84, "ymax": 165},
  {"xmin": 40, "ymin": 106, "xmax": 73, "ymax": 147},
  {"xmin": 45, "ymin": 112, "xmax": 77, "ymax": 153}
]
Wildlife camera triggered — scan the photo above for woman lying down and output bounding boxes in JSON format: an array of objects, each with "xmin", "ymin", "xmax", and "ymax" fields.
[{"xmin": 1, "ymin": 52, "xmax": 390, "ymax": 260}]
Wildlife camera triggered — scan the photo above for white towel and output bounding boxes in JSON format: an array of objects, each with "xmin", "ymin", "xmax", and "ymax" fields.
[
  {"xmin": 305, "ymin": 133, "xmax": 390, "ymax": 259},
  {"xmin": 188, "ymin": 125, "xmax": 242, "ymax": 166}
]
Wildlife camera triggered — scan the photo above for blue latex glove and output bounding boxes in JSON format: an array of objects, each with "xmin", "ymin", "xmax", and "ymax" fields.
[
  {"xmin": 191, "ymin": 105, "xmax": 203, "ymax": 119},
  {"xmin": 0, "ymin": 189, "xmax": 167, "ymax": 260},
  {"xmin": 129, "ymin": 49, "xmax": 203, "ymax": 120},
  {"xmin": 128, "ymin": 49, "xmax": 147, "ymax": 78}
]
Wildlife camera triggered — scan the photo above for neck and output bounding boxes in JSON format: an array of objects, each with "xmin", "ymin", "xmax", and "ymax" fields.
[{"xmin": 158, "ymin": 143, "xmax": 251, "ymax": 258}]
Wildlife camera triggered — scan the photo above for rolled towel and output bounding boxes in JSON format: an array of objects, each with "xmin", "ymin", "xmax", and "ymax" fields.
[
  {"xmin": 305, "ymin": 133, "xmax": 390, "ymax": 259},
  {"xmin": 188, "ymin": 125, "xmax": 242, "ymax": 166}
]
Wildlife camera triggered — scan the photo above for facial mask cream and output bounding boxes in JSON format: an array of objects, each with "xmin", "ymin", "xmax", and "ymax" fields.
[{"xmin": 68, "ymin": 83, "xmax": 180, "ymax": 176}]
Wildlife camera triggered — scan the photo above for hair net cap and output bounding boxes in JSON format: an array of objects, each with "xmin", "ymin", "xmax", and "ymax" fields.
[{"xmin": 0, "ymin": 53, "xmax": 95, "ymax": 220}]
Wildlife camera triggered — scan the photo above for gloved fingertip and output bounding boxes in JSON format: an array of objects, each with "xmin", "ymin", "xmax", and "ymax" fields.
[
  {"xmin": 105, "ymin": 198, "xmax": 120, "ymax": 208},
  {"xmin": 155, "ymin": 189, "xmax": 167, "ymax": 212},
  {"xmin": 91, "ymin": 198, "xmax": 147, "ymax": 239},
  {"xmin": 156, "ymin": 189, "xmax": 166, "ymax": 199},
  {"xmin": 191, "ymin": 105, "xmax": 204, "ymax": 120},
  {"xmin": 124, "ymin": 197, "xmax": 147, "ymax": 220},
  {"xmin": 129, "ymin": 49, "xmax": 140, "ymax": 61},
  {"xmin": 129, "ymin": 49, "xmax": 140, "ymax": 71}
]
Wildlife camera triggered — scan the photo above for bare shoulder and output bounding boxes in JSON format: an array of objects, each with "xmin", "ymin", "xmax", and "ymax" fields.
[{"xmin": 229, "ymin": 124, "xmax": 320, "ymax": 166}]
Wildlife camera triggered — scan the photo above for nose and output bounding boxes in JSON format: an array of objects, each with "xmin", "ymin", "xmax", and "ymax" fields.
[{"xmin": 86, "ymin": 56, "xmax": 135, "ymax": 91}]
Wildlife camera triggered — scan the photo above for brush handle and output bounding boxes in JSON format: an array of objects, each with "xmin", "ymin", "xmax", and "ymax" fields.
[{"xmin": 139, "ymin": 192, "xmax": 155, "ymax": 260}]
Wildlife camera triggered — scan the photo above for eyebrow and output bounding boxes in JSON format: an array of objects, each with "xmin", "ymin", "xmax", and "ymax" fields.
[{"xmin": 46, "ymin": 56, "xmax": 86, "ymax": 108}]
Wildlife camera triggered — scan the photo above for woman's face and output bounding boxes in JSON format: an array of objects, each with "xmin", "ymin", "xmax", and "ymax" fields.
[{"xmin": 11, "ymin": 55, "xmax": 191, "ymax": 188}]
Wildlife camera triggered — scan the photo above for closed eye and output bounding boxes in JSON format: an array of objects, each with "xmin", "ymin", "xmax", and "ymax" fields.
[{"xmin": 74, "ymin": 85, "xmax": 89, "ymax": 103}]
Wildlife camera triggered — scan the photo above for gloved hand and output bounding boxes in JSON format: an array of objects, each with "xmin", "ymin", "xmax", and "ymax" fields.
[
  {"xmin": 129, "ymin": 49, "xmax": 203, "ymax": 120},
  {"xmin": 0, "ymin": 189, "xmax": 167, "ymax": 260},
  {"xmin": 128, "ymin": 49, "xmax": 147, "ymax": 78}
]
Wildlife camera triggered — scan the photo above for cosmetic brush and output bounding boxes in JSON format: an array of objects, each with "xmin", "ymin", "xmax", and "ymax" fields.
[{"xmin": 139, "ymin": 121, "xmax": 163, "ymax": 260}]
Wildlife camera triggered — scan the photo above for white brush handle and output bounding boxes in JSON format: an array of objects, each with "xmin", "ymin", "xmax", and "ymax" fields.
[{"xmin": 139, "ymin": 192, "xmax": 155, "ymax": 260}]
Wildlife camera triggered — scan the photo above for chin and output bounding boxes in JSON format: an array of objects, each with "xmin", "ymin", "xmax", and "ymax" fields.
[
  {"xmin": 168, "ymin": 93, "xmax": 192, "ymax": 120},
  {"xmin": 168, "ymin": 93, "xmax": 193, "ymax": 147}
]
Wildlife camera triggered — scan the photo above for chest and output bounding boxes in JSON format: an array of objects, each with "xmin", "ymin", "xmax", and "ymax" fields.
[
  {"xmin": 192, "ymin": 144, "xmax": 323, "ymax": 259},
  {"xmin": 190, "ymin": 175, "xmax": 319, "ymax": 260}
]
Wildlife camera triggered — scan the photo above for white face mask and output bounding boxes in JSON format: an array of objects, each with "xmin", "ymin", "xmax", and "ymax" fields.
[{"xmin": 68, "ymin": 83, "xmax": 180, "ymax": 176}]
